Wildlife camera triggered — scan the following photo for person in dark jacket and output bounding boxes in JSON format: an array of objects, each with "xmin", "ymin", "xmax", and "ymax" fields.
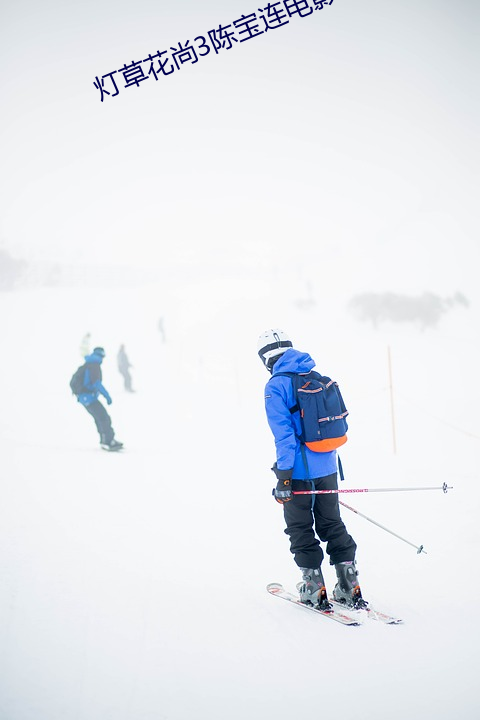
[
  {"xmin": 77, "ymin": 347, "xmax": 123, "ymax": 451},
  {"xmin": 258, "ymin": 328, "xmax": 366, "ymax": 610},
  {"xmin": 117, "ymin": 344, "xmax": 134, "ymax": 392}
]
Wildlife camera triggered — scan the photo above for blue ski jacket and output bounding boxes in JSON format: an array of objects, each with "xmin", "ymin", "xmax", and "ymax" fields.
[
  {"xmin": 264, "ymin": 348, "xmax": 337, "ymax": 480},
  {"xmin": 77, "ymin": 351, "xmax": 112, "ymax": 407}
]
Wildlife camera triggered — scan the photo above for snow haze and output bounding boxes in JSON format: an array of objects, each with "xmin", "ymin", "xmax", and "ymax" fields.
[
  {"xmin": 1, "ymin": 279, "xmax": 478, "ymax": 720},
  {"xmin": 1, "ymin": 1, "xmax": 479, "ymax": 719}
]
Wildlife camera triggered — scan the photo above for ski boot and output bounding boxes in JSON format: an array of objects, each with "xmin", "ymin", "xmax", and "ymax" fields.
[
  {"xmin": 297, "ymin": 568, "xmax": 332, "ymax": 611},
  {"xmin": 333, "ymin": 561, "xmax": 368, "ymax": 609}
]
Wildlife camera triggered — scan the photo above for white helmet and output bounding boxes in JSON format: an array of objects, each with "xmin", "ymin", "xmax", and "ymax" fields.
[{"xmin": 257, "ymin": 329, "xmax": 293, "ymax": 370}]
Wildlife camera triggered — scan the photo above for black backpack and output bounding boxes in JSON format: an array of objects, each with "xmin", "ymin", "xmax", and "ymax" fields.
[{"xmin": 70, "ymin": 364, "xmax": 87, "ymax": 395}]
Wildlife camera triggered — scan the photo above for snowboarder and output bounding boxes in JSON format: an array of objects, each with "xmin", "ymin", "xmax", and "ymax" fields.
[
  {"xmin": 74, "ymin": 346, "xmax": 123, "ymax": 451},
  {"xmin": 80, "ymin": 332, "xmax": 91, "ymax": 358},
  {"xmin": 117, "ymin": 344, "xmax": 134, "ymax": 392},
  {"xmin": 258, "ymin": 328, "xmax": 366, "ymax": 610}
]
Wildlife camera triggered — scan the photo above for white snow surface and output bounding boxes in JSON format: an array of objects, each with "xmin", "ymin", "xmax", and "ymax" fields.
[{"xmin": 1, "ymin": 278, "xmax": 479, "ymax": 720}]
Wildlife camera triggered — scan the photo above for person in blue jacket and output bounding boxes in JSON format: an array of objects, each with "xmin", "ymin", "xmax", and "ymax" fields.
[
  {"xmin": 77, "ymin": 347, "xmax": 123, "ymax": 451},
  {"xmin": 258, "ymin": 329, "xmax": 366, "ymax": 610}
]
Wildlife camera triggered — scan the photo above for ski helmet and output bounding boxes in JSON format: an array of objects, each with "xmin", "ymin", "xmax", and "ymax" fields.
[
  {"xmin": 257, "ymin": 329, "xmax": 292, "ymax": 370},
  {"xmin": 93, "ymin": 346, "xmax": 106, "ymax": 358}
]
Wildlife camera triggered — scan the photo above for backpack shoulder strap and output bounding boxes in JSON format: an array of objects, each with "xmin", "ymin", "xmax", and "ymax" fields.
[
  {"xmin": 83, "ymin": 363, "xmax": 91, "ymax": 388},
  {"xmin": 273, "ymin": 371, "xmax": 303, "ymax": 414}
]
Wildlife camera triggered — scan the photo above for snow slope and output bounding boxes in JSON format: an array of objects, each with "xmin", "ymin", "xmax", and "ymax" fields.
[{"xmin": 0, "ymin": 275, "xmax": 478, "ymax": 720}]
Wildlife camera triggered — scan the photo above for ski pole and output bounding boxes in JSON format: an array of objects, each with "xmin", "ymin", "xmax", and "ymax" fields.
[
  {"xmin": 338, "ymin": 499, "xmax": 427, "ymax": 554},
  {"xmin": 292, "ymin": 482, "xmax": 452, "ymax": 496}
]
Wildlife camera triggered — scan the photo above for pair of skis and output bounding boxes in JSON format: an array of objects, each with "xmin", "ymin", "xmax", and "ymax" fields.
[{"xmin": 267, "ymin": 583, "xmax": 403, "ymax": 626}]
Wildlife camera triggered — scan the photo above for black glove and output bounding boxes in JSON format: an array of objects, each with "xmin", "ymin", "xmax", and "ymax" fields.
[{"xmin": 271, "ymin": 464, "xmax": 293, "ymax": 504}]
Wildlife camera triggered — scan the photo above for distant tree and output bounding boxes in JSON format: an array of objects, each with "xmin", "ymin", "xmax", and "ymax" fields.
[
  {"xmin": 348, "ymin": 291, "xmax": 469, "ymax": 330},
  {"xmin": 0, "ymin": 248, "xmax": 27, "ymax": 291},
  {"xmin": 448, "ymin": 291, "xmax": 469, "ymax": 309}
]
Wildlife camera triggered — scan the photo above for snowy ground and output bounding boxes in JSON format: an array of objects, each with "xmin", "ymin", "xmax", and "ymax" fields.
[{"xmin": 1, "ymin": 277, "xmax": 479, "ymax": 720}]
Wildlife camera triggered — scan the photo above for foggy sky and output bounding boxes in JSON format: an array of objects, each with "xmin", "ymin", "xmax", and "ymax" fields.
[{"xmin": 0, "ymin": 0, "xmax": 479, "ymax": 295}]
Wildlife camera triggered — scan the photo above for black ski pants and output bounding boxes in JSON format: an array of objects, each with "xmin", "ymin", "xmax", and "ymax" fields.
[
  {"xmin": 83, "ymin": 400, "xmax": 114, "ymax": 444},
  {"xmin": 283, "ymin": 473, "xmax": 356, "ymax": 570}
]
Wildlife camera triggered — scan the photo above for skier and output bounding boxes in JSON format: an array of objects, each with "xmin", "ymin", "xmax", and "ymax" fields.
[
  {"xmin": 117, "ymin": 344, "xmax": 134, "ymax": 392},
  {"xmin": 258, "ymin": 329, "xmax": 366, "ymax": 610},
  {"xmin": 75, "ymin": 346, "xmax": 123, "ymax": 451}
]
